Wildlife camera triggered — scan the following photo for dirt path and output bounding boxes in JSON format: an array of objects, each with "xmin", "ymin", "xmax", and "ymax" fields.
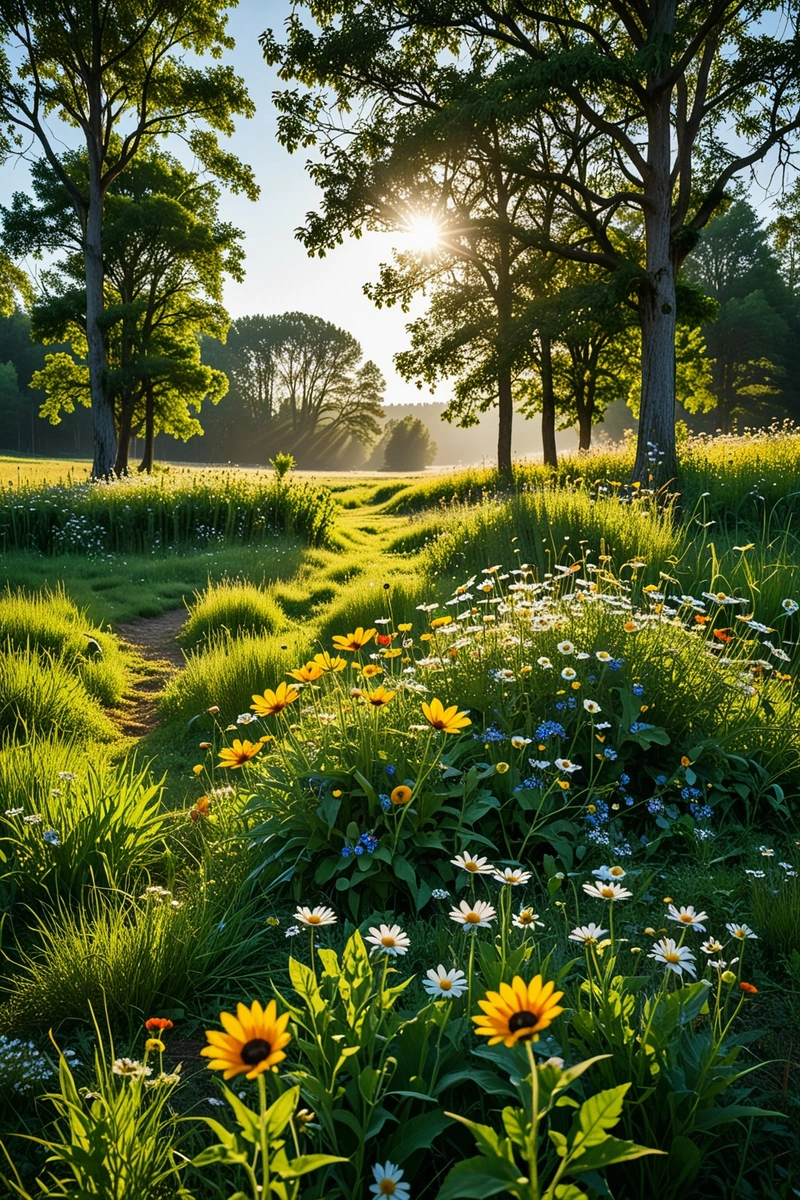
[{"xmin": 115, "ymin": 609, "xmax": 186, "ymax": 737}]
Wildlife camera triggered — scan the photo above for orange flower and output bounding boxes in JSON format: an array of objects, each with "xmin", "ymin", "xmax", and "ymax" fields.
[
  {"xmin": 251, "ymin": 681, "xmax": 300, "ymax": 716},
  {"xmin": 680, "ymin": 755, "xmax": 692, "ymax": 767},
  {"xmin": 391, "ymin": 785, "xmax": 413, "ymax": 805},
  {"xmin": 365, "ymin": 686, "xmax": 395, "ymax": 707},
  {"xmin": 377, "ymin": 633, "xmax": 392, "ymax": 646},
  {"xmin": 332, "ymin": 627, "xmax": 376, "ymax": 652},
  {"xmin": 145, "ymin": 1017, "xmax": 174, "ymax": 1031},
  {"xmin": 739, "ymin": 981, "xmax": 758, "ymax": 995},
  {"xmin": 190, "ymin": 796, "xmax": 210, "ymax": 821},
  {"xmin": 218, "ymin": 739, "xmax": 262, "ymax": 769}
]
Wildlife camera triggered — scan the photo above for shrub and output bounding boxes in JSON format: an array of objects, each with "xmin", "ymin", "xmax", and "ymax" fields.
[{"xmin": 383, "ymin": 415, "xmax": 437, "ymax": 472}]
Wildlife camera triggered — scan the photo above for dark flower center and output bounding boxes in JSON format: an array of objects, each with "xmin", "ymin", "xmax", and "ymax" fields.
[
  {"xmin": 508, "ymin": 1010, "xmax": 538, "ymax": 1039},
  {"xmin": 240, "ymin": 1038, "xmax": 272, "ymax": 1065}
]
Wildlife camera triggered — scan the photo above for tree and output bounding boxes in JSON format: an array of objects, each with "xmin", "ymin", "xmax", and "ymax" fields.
[
  {"xmin": 383, "ymin": 414, "xmax": 436, "ymax": 470},
  {"xmin": 0, "ymin": 0, "xmax": 256, "ymax": 476},
  {"xmin": 3, "ymin": 147, "xmax": 240, "ymax": 471},
  {"xmin": 684, "ymin": 199, "xmax": 792, "ymax": 431},
  {"xmin": 265, "ymin": 1, "xmax": 800, "ymax": 484},
  {"xmin": 216, "ymin": 312, "xmax": 386, "ymax": 463}
]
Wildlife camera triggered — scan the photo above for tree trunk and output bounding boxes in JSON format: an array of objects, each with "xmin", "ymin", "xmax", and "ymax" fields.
[
  {"xmin": 578, "ymin": 406, "xmax": 592, "ymax": 451},
  {"xmin": 85, "ymin": 171, "xmax": 116, "ymax": 478},
  {"xmin": 139, "ymin": 389, "xmax": 155, "ymax": 472},
  {"xmin": 540, "ymin": 333, "xmax": 557, "ymax": 467},
  {"xmin": 114, "ymin": 400, "xmax": 134, "ymax": 475},
  {"xmin": 632, "ymin": 18, "xmax": 678, "ymax": 487},
  {"xmin": 497, "ymin": 367, "xmax": 513, "ymax": 475}
]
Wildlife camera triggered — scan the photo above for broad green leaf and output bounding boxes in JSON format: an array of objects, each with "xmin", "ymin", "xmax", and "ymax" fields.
[
  {"xmin": 501, "ymin": 1107, "xmax": 527, "ymax": 1147},
  {"xmin": 436, "ymin": 1156, "xmax": 527, "ymax": 1199},
  {"xmin": 565, "ymin": 1136, "xmax": 666, "ymax": 1173},
  {"xmin": 279, "ymin": 1153, "xmax": 349, "ymax": 1179},
  {"xmin": 569, "ymin": 1085, "xmax": 630, "ymax": 1156},
  {"xmin": 264, "ymin": 1086, "xmax": 300, "ymax": 1140}
]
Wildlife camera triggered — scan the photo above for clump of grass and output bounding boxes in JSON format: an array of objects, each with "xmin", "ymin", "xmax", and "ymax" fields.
[
  {"xmin": 0, "ymin": 470, "xmax": 336, "ymax": 555},
  {"xmin": 0, "ymin": 586, "xmax": 128, "ymax": 705},
  {"xmin": 180, "ymin": 579, "xmax": 286, "ymax": 650},
  {"xmin": 0, "ymin": 647, "xmax": 118, "ymax": 743},
  {"xmin": 160, "ymin": 630, "xmax": 309, "ymax": 723}
]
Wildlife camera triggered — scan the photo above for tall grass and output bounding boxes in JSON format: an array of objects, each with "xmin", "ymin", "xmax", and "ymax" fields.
[
  {"xmin": 0, "ymin": 471, "xmax": 336, "ymax": 555},
  {"xmin": 0, "ymin": 647, "xmax": 118, "ymax": 743},
  {"xmin": 0, "ymin": 586, "xmax": 128, "ymax": 705},
  {"xmin": 179, "ymin": 579, "xmax": 286, "ymax": 650}
]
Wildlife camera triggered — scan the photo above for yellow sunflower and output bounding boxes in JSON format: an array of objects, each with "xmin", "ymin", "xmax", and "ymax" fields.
[
  {"xmin": 422, "ymin": 697, "xmax": 471, "ymax": 734},
  {"xmin": 312, "ymin": 652, "xmax": 348, "ymax": 673},
  {"xmin": 472, "ymin": 975, "xmax": 564, "ymax": 1047},
  {"xmin": 365, "ymin": 686, "xmax": 395, "ymax": 707},
  {"xmin": 218, "ymin": 739, "xmax": 262, "ymax": 769},
  {"xmin": 251, "ymin": 681, "xmax": 300, "ymax": 716},
  {"xmin": 201, "ymin": 1000, "xmax": 291, "ymax": 1079},
  {"xmin": 332, "ymin": 627, "xmax": 376, "ymax": 652}
]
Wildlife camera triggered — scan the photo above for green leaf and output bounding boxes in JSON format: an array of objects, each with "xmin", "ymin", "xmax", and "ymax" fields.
[
  {"xmin": 382, "ymin": 1110, "xmax": 450, "ymax": 1162},
  {"xmin": 501, "ymin": 1107, "xmax": 527, "ymax": 1147},
  {"xmin": 436, "ymin": 1157, "xmax": 527, "ymax": 1199},
  {"xmin": 279, "ymin": 1153, "xmax": 349, "ymax": 1179},
  {"xmin": 565, "ymin": 1136, "xmax": 666, "ymax": 1173},
  {"xmin": 568, "ymin": 1084, "xmax": 630, "ymax": 1156},
  {"xmin": 264, "ymin": 1087, "xmax": 300, "ymax": 1140}
]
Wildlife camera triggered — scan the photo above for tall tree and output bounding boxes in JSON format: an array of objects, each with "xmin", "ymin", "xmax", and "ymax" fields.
[
  {"xmin": 684, "ymin": 199, "xmax": 792, "ymax": 431},
  {"xmin": 265, "ymin": 0, "xmax": 800, "ymax": 484},
  {"xmin": 3, "ymin": 147, "xmax": 240, "ymax": 470},
  {"xmin": 0, "ymin": 0, "xmax": 256, "ymax": 476}
]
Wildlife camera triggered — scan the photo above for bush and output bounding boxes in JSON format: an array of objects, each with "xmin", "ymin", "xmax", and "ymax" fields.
[{"xmin": 0, "ymin": 646, "xmax": 118, "ymax": 744}]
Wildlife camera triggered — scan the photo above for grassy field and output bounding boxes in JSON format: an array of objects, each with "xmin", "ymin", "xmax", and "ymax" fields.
[{"xmin": 0, "ymin": 434, "xmax": 798, "ymax": 1200}]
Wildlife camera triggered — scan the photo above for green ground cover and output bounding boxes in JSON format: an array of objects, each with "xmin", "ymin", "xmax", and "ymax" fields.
[{"xmin": 0, "ymin": 434, "xmax": 798, "ymax": 1200}]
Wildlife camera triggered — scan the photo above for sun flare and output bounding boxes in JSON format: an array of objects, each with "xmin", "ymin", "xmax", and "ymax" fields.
[{"xmin": 404, "ymin": 212, "xmax": 444, "ymax": 253}]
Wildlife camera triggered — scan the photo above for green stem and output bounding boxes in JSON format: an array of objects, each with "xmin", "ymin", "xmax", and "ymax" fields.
[
  {"xmin": 525, "ymin": 1041, "xmax": 540, "ymax": 1199},
  {"xmin": 258, "ymin": 1072, "xmax": 270, "ymax": 1199}
]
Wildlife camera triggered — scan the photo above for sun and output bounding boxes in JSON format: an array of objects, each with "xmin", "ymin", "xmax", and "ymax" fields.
[{"xmin": 404, "ymin": 213, "xmax": 444, "ymax": 253}]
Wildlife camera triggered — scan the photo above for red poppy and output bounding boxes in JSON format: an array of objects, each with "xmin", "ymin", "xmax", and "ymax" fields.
[
  {"xmin": 377, "ymin": 634, "xmax": 392, "ymax": 646},
  {"xmin": 145, "ymin": 1017, "xmax": 175, "ymax": 1031}
]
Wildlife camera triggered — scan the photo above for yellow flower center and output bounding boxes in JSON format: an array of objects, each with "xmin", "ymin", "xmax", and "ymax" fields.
[
  {"xmin": 380, "ymin": 1182, "xmax": 396, "ymax": 1196},
  {"xmin": 465, "ymin": 862, "xmax": 479, "ymax": 871},
  {"xmin": 439, "ymin": 979, "xmax": 452, "ymax": 991},
  {"xmin": 609, "ymin": 867, "xmax": 624, "ymax": 877},
  {"xmin": 664, "ymin": 952, "xmax": 681, "ymax": 964},
  {"xmin": 306, "ymin": 915, "xmax": 322, "ymax": 924},
  {"xmin": 679, "ymin": 914, "xmax": 693, "ymax": 923},
  {"xmin": 381, "ymin": 936, "xmax": 396, "ymax": 947},
  {"xmin": 601, "ymin": 886, "xmax": 614, "ymax": 897},
  {"xmin": 465, "ymin": 912, "xmax": 481, "ymax": 923}
]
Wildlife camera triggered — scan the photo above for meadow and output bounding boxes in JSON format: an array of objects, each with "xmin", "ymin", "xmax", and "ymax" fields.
[{"xmin": 0, "ymin": 429, "xmax": 798, "ymax": 1200}]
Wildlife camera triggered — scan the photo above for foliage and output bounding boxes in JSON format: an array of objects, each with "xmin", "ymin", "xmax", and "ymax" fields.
[
  {"xmin": 180, "ymin": 579, "xmax": 286, "ymax": 651},
  {"xmin": 383, "ymin": 415, "xmax": 437, "ymax": 472},
  {"xmin": 0, "ymin": 471, "xmax": 336, "ymax": 554}
]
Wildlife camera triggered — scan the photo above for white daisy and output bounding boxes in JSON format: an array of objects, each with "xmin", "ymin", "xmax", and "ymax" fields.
[
  {"xmin": 513, "ymin": 908, "xmax": 544, "ymax": 930},
  {"xmin": 294, "ymin": 905, "xmax": 337, "ymax": 927},
  {"xmin": 422, "ymin": 965, "xmax": 467, "ymax": 998},
  {"xmin": 448, "ymin": 899, "xmax": 496, "ymax": 928},
  {"xmin": 666, "ymin": 904, "xmax": 708, "ymax": 932},
  {"xmin": 369, "ymin": 1160, "xmax": 411, "ymax": 1199},
  {"xmin": 782, "ymin": 599, "xmax": 798, "ymax": 614},
  {"xmin": 700, "ymin": 938, "xmax": 723, "ymax": 954},
  {"xmin": 582, "ymin": 880, "xmax": 633, "ymax": 902},
  {"xmin": 583, "ymin": 699, "xmax": 601, "ymax": 714},
  {"xmin": 569, "ymin": 923, "xmax": 608, "ymax": 945},
  {"xmin": 591, "ymin": 865, "xmax": 626, "ymax": 881},
  {"xmin": 557, "ymin": 641, "xmax": 575, "ymax": 655},
  {"xmin": 451, "ymin": 851, "xmax": 495, "ymax": 875},
  {"xmin": 726, "ymin": 922, "xmax": 757, "ymax": 940},
  {"xmin": 555, "ymin": 758, "xmax": 581, "ymax": 773},
  {"xmin": 365, "ymin": 924, "xmax": 410, "ymax": 956},
  {"xmin": 492, "ymin": 867, "xmax": 532, "ymax": 886},
  {"xmin": 561, "ymin": 667, "xmax": 577, "ymax": 681},
  {"xmin": 649, "ymin": 937, "xmax": 697, "ymax": 977},
  {"xmin": 511, "ymin": 736, "xmax": 532, "ymax": 749},
  {"xmin": 537, "ymin": 657, "xmax": 553, "ymax": 669}
]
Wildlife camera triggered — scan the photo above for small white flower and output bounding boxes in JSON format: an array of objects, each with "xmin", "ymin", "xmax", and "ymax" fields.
[
  {"xmin": 492, "ymin": 867, "xmax": 532, "ymax": 886},
  {"xmin": 561, "ymin": 667, "xmax": 577, "ymax": 681},
  {"xmin": 369, "ymin": 1160, "xmax": 411, "ymax": 1200},
  {"xmin": 782, "ymin": 598, "xmax": 798, "ymax": 614},
  {"xmin": 557, "ymin": 641, "xmax": 575, "ymax": 655},
  {"xmin": 528, "ymin": 758, "xmax": 551, "ymax": 770},
  {"xmin": 726, "ymin": 922, "xmax": 757, "ymax": 940},
  {"xmin": 537, "ymin": 656, "xmax": 553, "ymax": 669},
  {"xmin": 649, "ymin": 937, "xmax": 697, "ymax": 977},
  {"xmin": 294, "ymin": 905, "xmax": 337, "ymax": 927},
  {"xmin": 451, "ymin": 851, "xmax": 495, "ymax": 875},
  {"xmin": 422, "ymin": 965, "xmax": 467, "ymax": 998},
  {"xmin": 595, "ymin": 651, "xmax": 612, "ymax": 662},
  {"xmin": 284, "ymin": 925, "xmax": 301, "ymax": 938},
  {"xmin": 4, "ymin": 808, "xmax": 23, "ymax": 817},
  {"xmin": 449, "ymin": 899, "xmax": 496, "ymax": 928},
  {"xmin": 591, "ymin": 865, "xmax": 626, "ymax": 881},
  {"xmin": 555, "ymin": 758, "xmax": 581, "ymax": 773},
  {"xmin": 759, "ymin": 846, "xmax": 774, "ymax": 857},
  {"xmin": 667, "ymin": 904, "xmax": 708, "ymax": 932},
  {"xmin": 569, "ymin": 923, "xmax": 608, "ymax": 945},
  {"xmin": 236, "ymin": 712, "xmax": 259, "ymax": 725},
  {"xmin": 511, "ymin": 736, "xmax": 532, "ymax": 749},
  {"xmin": 366, "ymin": 924, "xmax": 410, "ymax": 956},
  {"xmin": 112, "ymin": 1058, "xmax": 151, "ymax": 1079},
  {"xmin": 700, "ymin": 938, "xmax": 723, "ymax": 954},
  {"xmin": 582, "ymin": 880, "xmax": 632, "ymax": 902},
  {"xmin": 513, "ymin": 907, "xmax": 544, "ymax": 929},
  {"xmin": 583, "ymin": 699, "xmax": 601, "ymax": 714}
]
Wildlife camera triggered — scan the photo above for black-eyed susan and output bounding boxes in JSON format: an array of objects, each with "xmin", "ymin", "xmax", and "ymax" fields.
[
  {"xmin": 422, "ymin": 698, "xmax": 471, "ymax": 734},
  {"xmin": 332, "ymin": 627, "xmax": 376, "ymax": 652},
  {"xmin": 361, "ymin": 664, "xmax": 383, "ymax": 678},
  {"xmin": 251, "ymin": 682, "xmax": 300, "ymax": 716},
  {"xmin": 201, "ymin": 1000, "xmax": 291, "ymax": 1079},
  {"xmin": 472, "ymin": 975, "xmax": 564, "ymax": 1046},
  {"xmin": 365, "ymin": 686, "xmax": 395, "ymax": 707},
  {"xmin": 288, "ymin": 662, "xmax": 325, "ymax": 682},
  {"xmin": 312, "ymin": 651, "xmax": 347, "ymax": 672},
  {"xmin": 390, "ymin": 784, "xmax": 412, "ymax": 805},
  {"xmin": 218, "ymin": 739, "xmax": 262, "ymax": 769}
]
